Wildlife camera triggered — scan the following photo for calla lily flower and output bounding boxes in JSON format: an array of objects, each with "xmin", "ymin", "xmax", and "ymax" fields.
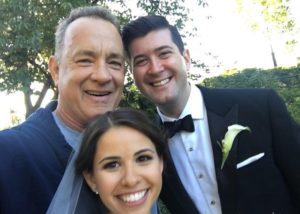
[{"xmin": 219, "ymin": 124, "xmax": 251, "ymax": 169}]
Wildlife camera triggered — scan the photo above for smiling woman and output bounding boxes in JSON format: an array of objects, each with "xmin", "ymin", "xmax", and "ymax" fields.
[
  {"xmin": 47, "ymin": 107, "xmax": 168, "ymax": 214},
  {"xmin": 82, "ymin": 125, "xmax": 163, "ymax": 213}
]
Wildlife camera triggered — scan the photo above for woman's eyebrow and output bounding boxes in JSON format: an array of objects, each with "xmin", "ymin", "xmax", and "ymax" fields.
[
  {"xmin": 98, "ymin": 156, "xmax": 120, "ymax": 165},
  {"xmin": 134, "ymin": 148, "xmax": 155, "ymax": 157}
]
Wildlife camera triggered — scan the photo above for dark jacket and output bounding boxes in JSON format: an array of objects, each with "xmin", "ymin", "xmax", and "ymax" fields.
[
  {"xmin": 160, "ymin": 87, "xmax": 300, "ymax": 214},
  {"xmin": 0, "ymin": 101, "xmax": 72, "ymax": 214}
]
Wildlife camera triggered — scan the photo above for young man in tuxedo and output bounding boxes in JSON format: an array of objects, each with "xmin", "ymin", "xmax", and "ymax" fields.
[{"xmin": 122, "ymin": 15, "xmax": 300, "ymax": 214}]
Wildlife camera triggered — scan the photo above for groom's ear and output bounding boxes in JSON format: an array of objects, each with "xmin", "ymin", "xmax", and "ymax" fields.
[{"xmin": 83, "ymin": 171, "xmax": 97, "ymax": 193}]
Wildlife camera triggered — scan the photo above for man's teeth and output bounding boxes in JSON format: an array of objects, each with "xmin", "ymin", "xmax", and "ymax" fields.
[
  {"xmin": 120, "ymin": 190, "xmax": 146, "ymax": 203},
  {"xmin": 152, "ymin": 78, "xmax": 170, "ymax": 87},
  {"xmin": 87, "ymin": 91, "xmax": 109, "ymax": 96}
]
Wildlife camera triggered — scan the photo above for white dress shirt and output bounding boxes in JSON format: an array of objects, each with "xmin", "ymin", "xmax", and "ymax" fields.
[{"xmin": 158, "ymin": 84, "xmax": 222, "ymax": 214}]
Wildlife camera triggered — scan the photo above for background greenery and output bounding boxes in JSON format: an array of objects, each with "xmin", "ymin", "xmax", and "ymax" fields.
[
  {"xmin": 0, "ymin": 1, "xmax": 299, "ymax": 213},
  {"xmin": 122, "ymin": 66, "xmax": 300, "ymax": 124},
  {"xmin": 0, "ymin": 0, "xmax": 206, "ymax": 118},
  {"xmin": 0, "ymin": 0, "xmax": 299, "ymax": 125},
  {"xmin": 202, "ymin": 66, "xmax": 300, "ymax": 123}
]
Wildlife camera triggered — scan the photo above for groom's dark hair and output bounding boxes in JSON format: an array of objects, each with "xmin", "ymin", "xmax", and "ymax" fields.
[{"xmin": 122, "ymin": 15, "xmax": 184, "ymax": 58}]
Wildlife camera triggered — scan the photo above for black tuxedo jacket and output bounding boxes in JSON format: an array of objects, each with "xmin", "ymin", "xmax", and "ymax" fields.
[{"xmin": 160, "ymin": 87, "xmax": 300, "ymax": 214}]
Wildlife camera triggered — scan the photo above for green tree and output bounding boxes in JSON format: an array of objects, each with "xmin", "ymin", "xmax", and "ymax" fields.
[
  {"xmin": 0, "ymin": 0, "xmax": 207, "ymax": 118},
  {"xmin": 202, "ymin": 66, "xmax": 300, "ymax": 123},
  {"xmin": 0, "ymin": 0, "xmax": 86, "ymax": 117},
  {"xmin": 234, "ymin": 0, "xmax": 299, "ymax": 67}
]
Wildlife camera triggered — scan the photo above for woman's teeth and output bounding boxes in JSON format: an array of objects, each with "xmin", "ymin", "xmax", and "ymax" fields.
[{"xmin": 120, "ymin": 190, "xmax": 147, "ymax": 203}]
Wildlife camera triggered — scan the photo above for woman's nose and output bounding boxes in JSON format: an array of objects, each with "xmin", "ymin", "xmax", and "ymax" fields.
[{"xmin": 121, "ymin": 165, "xmax": 140, "ymax": 187}]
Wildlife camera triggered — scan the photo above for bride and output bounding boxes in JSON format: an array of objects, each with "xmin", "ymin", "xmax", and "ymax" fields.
[{"xmin": 47, "ymin": 108, "xmax": 167, "ymax": 214}]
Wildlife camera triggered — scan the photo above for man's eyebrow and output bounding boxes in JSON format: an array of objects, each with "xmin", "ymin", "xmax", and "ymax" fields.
[
  {"xmin": 72, "ymin": 50, "xmax": 124, "ymax": 60},
  {"xmin": 109, "ymin": 52, "xmax": 125, "ymax": 60},
  {"xmin": 133, "ymin": 45, "xmax": 173, "ymax": 61},
  {"xmin": 72, "ymin": 50, "xmax": 96, "ymax": 58},
  {"xmin": 153, "ymin": 45, "xmax": 173, "ymax": 52}
]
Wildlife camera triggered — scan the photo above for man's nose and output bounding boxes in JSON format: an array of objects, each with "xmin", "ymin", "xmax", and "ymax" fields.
[
  {"xmin": 149, "ymin": 57, "xmax": 164, "ymax": 74},
  {"xmin": 90, "ymin": 61, "xmax": 112, "ymax": 83}
]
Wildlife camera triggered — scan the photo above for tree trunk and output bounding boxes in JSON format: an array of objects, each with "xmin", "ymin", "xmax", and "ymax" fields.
[
  {"xmin": 24, "ymin": 81, "xmax": 52, "ymax": 118},
  {"xmin": 270, "ymin": 45, "xmax": 278, "ymax": 67}
]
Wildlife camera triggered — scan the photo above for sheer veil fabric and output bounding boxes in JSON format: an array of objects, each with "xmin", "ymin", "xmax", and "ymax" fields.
[{"xmin": 46, "ymin": 149, "xmax": 84, "ymax": 214}]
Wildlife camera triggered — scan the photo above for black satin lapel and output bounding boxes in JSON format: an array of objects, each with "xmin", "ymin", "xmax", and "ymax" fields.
[
  {"xmin": 160, "ymin": 148, "xmax": 198, "ymax": 214},
  {"xmin": 207, "ymin": 104, "xmax": 239, "ymax": 214}
]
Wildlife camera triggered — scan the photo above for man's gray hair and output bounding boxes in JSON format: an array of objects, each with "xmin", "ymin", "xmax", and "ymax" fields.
[{"xmin": 54, "ymin": 6, "xmax": 120, "ymax": 62}]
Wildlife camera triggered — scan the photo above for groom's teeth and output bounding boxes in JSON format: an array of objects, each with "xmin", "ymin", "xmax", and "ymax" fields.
[
  {"xmin": 153, "ymin": 78, "xmax": 170, "ymax": 87},
  {"xmin": 120, "ymin": 190, "xmax": 146, "ymax": 203}
]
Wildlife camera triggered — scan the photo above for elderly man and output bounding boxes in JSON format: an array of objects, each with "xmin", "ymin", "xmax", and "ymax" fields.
[{"xmin": 0, "ymin": 6, "xmax": 125, "ymax": 213}]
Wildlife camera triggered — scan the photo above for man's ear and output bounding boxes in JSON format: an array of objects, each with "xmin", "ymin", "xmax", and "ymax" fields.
[
  {"xmin": 183, "ymin": 49, "xmax": 191, "ymax": 71},
  {"xmin": 48, "ymin": 56, "xmax": 60, "ymax": 87},
  {"xmin": 83, "ymin": 170, "xmax": 98, "ymax": 193}
]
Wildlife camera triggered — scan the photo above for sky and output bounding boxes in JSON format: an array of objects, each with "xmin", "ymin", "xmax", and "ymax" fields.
[
  {"xmin": 1, "ymin": 0, "xmax": 300, "ymax": 129},
  {"xmin": 186, "ymin": 0, "xmax": 300, "ymax": 72}
]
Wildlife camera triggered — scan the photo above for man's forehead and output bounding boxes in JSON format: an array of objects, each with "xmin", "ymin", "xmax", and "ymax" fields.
[{"xmin": 130, "ymin": 29, "xmax": 173, "ymax": 50}]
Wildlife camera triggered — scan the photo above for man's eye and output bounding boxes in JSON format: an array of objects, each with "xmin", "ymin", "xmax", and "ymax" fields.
[
  {"xmin": 134, "ymin": 58, "xmax": 148, "ymax": 67},
  {"xmin": 159, "ymin": 51, "xmax": 172, "ymax": 59},
  {"xmin": 109, "ymin": 60, "xmax": 123, "ymax": 69},
  {"xmin": 103, "ymin": 161, "xmax": 120, "ymax": 169},
  {"xmin": 76, "ymin": 59, "xmax": 93, "ymax": 65}
]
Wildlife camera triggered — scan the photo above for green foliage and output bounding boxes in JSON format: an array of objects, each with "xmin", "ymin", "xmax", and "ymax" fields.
[
  {"xmin": 120, "ymin": 80, "xmax": 157, "ymax": 119},
  {"xmin": 158, "ymin": 198, "xmax": 171, "ymax": 214},
  {"xmin": 202, "ymin": 66, "xmax": 300, "ymax": 123},
  {"xmin": 235, "ymin": 0, "xmax": 298, "ymax": 53},
  {"xmin": 236, "ymin": 0, "xmax": 296, "ymax": 33},
  {"xmin": 0, "ymin": 0, "xmax": 207, "ymax": 117},
  {"xmin": 0, "ymin": 0, "xmax": 87, "ymax": 116}
]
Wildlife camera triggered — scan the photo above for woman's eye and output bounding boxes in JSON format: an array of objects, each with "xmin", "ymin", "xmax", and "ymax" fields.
[
  {"xmin": 103, "ymin": 161, "xmax": 120, "ymax": 169},
  {"xmin": 137, "ymin": 155, "xmax": 153, "ymax": 163}
]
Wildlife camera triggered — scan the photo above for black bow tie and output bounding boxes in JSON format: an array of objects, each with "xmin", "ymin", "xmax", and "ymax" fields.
[{"xmin": 163, "ymin": 114, "xmax": 195, "ymax": 138}]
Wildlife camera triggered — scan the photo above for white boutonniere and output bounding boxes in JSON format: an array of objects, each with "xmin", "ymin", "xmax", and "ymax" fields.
[{"xmin": 218, "ymin": 124, "xmax": 251, "ymax": 169}]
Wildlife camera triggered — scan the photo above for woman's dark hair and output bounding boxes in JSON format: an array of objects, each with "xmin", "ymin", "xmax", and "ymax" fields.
[{"xmin": 75, "ymin": 107, "xmax": 167, "ymax": 175}]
